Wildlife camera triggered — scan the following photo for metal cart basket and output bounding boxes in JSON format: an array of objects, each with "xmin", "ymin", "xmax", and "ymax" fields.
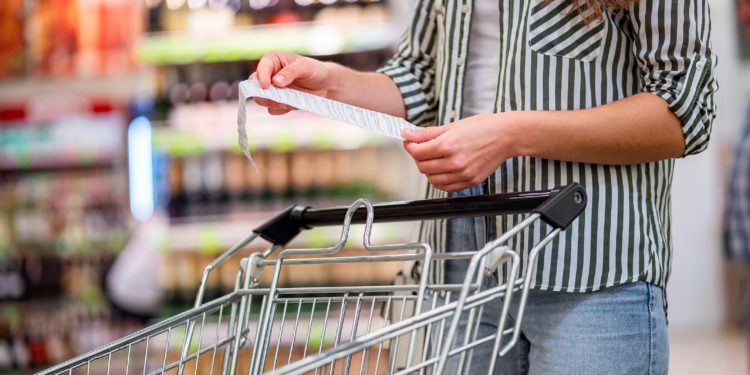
[{"xmin": 39, "ymin": 184, "xmax": 586, "ymax": 375}]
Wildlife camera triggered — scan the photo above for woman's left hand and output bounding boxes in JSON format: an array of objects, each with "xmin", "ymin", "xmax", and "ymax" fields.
[{"xmin": 402, "ymin": 113, "xmax": 522, "ymax": 192}]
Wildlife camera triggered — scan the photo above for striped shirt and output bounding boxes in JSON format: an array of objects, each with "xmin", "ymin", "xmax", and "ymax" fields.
[
  {"xmin": 725, "ymin": 106, "xmax": 750, "ymax": 262},
  {"xmin": 378, "ymin": 0, "xmax": 717, "ymax": 291}
]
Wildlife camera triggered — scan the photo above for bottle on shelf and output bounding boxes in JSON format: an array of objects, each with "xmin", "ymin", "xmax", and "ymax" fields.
[
  {"xmin": 202, "ymin": 152, "xmax": 226, "ymax": 215},
  {"xmin": 266, "ymin": 151, "xmax": 291, "ymax": 199},
  {"xmin": 0, "ymin": 322, "xmax": 12, "ymax": 372},
  {"xmin": 223, "ymin": 152, "xmax": 247, "ymax": 203},
  {"xmin": 290, "ymin": 149, "xmax": 315, "ymax": 197},
  {"xmin": 10, "ymin": 329, "xmax": 29, "ymax": 371},
  {"xmin": 181, "ymin": 155, "xmax": 205, "ymax": 216},
  {"xmin": 245, "ymin": 150, "xmax": 270, "ymax": 201}
]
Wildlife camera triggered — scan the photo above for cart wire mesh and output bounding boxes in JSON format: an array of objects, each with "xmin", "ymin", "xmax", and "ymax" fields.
[{"xmin": 38, "ymin": 184, "xmax": 586, "ymax": 375}]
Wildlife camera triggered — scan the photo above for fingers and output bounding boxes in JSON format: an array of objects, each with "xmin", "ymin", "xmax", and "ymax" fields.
[
  {"xmin": 253, "ymin": 97, "xmax": 295, "ymax": 111},
  {"xmin": 402, "ymin": 126, "xmax": 453, "ymax": 161},
  {"xmin": 255, "ymin": 53, "xmax": 293, "ymax": 89},
  {"xmin": 267, "ymin": 107, "xmax": 291, "ymax": 116},
  {"xmin": 425, "ymin": 173, "xmax": 478, "ymax": 193},
  {"xmin": 425, "ymin": 173, "xmax": 455, "ymax": 186},
  {"xmin": 253, "ymin": 52, "xmax": 321, "ymax": 96},
  {"xmin": 403, "ymin": 138, "xmax": 453, "ymax": 161},
  {"xmin": 414, "ymin": 157, "xmax": 462, "ymax": 175},
  {"xmin": 435, "ymin": 180, "xmax": 475, "ymax": 193},
  {"xmin": 406, "ymin": 145, "xmax": 481, "ymax": 192},
  {"xmin": 253, "ymin": 97, "xmax": 273, "ymax": 107},
  {"xmin": 402, "ymin": 125, "xmax": 451, "ymax": 143},
  {"xmin": 255, "ymin": 55, "xmax": 276, "ymax": 89},
  {"xmin": 251, "ymin": 70, "xmax": 292, "ymax": 112},
  {"xmin": 425, "ymin": 172, "xmax": 469, "ymax": 186},
  {"xmin": 252, "ymin": 98, "xmax": 294, "ymax": 116},
  {"xmin": 272, "ymin": 58, "xmax": 316, "ymax": 88},
  {"xmin": 427, "ymin": 173, "xmax": 475, "ymax": 193}
]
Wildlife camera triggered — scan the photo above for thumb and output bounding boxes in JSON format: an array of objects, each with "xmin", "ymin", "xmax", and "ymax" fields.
[
  {"xmin": 402, "ymin": 125, "xmax": 451, "ymax": 143},
  {"xmin": 272, "ymin": 59, "xmax": 311, "ymax": 88}
]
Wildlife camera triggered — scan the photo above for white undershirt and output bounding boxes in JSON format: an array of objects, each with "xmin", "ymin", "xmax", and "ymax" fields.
[{"xmin": 462, "ymin": 1, "xmax": 501, "ymax": 118}]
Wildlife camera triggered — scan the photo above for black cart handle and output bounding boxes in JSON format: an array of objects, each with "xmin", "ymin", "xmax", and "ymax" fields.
[{"xmin": 254, "ymin": 183, "xmax": 587, "ymax": 246}]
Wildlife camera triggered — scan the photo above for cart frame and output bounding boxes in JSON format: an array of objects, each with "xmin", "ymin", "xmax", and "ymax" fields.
[{"xmin": 38, "ymin": 184, "xmax": 586, "ymax": 375}]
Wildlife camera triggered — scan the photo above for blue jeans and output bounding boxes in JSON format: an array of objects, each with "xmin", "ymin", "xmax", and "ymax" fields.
[{"xmin": 442, "ymin": 186, "xmax": 669, "ymax": 375}]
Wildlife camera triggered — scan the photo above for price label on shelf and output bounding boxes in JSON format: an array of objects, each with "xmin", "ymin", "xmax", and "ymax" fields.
[{"xmin": 237, "ymin": 79, "xmax": 418, "ymax": 171}]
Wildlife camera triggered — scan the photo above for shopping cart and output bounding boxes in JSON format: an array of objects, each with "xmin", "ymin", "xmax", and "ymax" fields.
[{"xmin": 38, "ymin": 183, "xmax": 586, "ymax": 375}]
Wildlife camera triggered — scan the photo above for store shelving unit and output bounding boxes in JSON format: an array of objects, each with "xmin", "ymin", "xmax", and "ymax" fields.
[
  {"xmin": 0, "ymin": 106, "xmax": 135, "ymax": 374},
  {"xmin": 0, "ymin": 1, "xmax": 149, "ymax": 372},
  {"xmin": 137, "ymin": 0, "xmax": 417, "ymax": 258},
  {"xmin": 136, "ymin": 20, "xmax": 395, "ymax": 65},
  {"xmin": 1, "ymin": 0, "xmax": 418, "ymax": 373},
  {"xmin": 127, "ymin": 4, "xmax": 422, "ymax": 371}
]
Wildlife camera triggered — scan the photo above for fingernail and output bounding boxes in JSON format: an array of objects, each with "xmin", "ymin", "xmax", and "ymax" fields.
[{"xmin": 272, "ymin": 74, "xmax": 286, "ymax": 85}]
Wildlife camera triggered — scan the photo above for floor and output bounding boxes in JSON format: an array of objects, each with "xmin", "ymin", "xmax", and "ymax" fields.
[{"xmin": 670, "ymin": 329, "xmax": 748, "ymax": 374}]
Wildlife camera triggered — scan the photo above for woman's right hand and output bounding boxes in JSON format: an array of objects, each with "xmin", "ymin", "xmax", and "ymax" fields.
[{"xmin": 250, "ymin": 52, "xmax": 331, "ymax": 115}]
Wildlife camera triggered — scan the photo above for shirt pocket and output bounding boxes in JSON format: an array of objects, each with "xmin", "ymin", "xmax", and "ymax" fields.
[{"xmin": 527, "ymin": 0, "xmax": 605, "ymax": 62}]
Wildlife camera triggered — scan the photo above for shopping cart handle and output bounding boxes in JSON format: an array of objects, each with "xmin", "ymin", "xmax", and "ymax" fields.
[{"xmin": 253, "ymin": 183, "xmax": 587, "ymax": 245}]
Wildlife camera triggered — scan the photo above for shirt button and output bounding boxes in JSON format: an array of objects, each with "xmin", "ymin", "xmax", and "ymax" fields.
[
  {"xmin": 456, "ymin": 57, "xmax": 464, "ymax": 66},
  {"xmin": 461, "ymin": 4, "xmax": 469, "ymax": 13},
  {"xmin": 695, "ymin": 61, "xmax": 705, "ymax": 70},
  {"xmin": 449, "ymin": 109, "xmax": 457, "ymax": 119}
]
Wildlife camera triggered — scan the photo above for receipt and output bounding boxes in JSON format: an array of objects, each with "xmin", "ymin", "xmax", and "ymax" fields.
[{"xmin": 237, "ymin": 79, "xmax": 418, "ymax": 170}]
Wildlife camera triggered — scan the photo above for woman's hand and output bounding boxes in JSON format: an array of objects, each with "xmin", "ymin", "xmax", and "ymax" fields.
[
  {"xmin": 402, "ymin": 113, "xmax": 522, "ymax": 192},
  {"xmin": 249, "ymin": 52, "xmax": 410, "ymax": 119},
  {"xmin": 250, "ymin": 52, "xmax": 332, "ymax": 115}
]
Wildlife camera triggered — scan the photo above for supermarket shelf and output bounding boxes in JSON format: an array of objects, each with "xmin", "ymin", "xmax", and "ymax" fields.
[
  {"xmin": 132, "ymin": 206, "xmax": 415, "ymax": 254},
  {"xmin": 0, "ymin": 112, "xmax": 125, "ymax": 171},
  {"xmin": 0, "ymin": 70, "xmax": 154, "ymax": 105},
  {"xmin": 136, "ymin": 20, "xmax": 396, "ymax": 65},
  {"xmin": 163, "ymin": 211, "xmax": 416, "ymax": 253},
  {"xmin": 0, "ymin": 159, "xmax": 115, "ymax": 174},
  {"xmin": 153, "ymin": 101, "xmax": 398, "ymax": 155}
]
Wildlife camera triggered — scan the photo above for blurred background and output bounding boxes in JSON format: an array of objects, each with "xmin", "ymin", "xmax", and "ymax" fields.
[{"xmin": 0, "ymin": 0, "xmax": 747, "ymax": 374}]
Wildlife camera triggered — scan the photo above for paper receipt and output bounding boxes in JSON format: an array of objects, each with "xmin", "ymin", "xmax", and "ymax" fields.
[{"xmin": 237, "ymin": 79, "xmax": 418, "ymax": 170}]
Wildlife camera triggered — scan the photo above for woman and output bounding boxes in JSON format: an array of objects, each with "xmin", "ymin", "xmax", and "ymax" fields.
[{"xmin": 252, "ymin": 0, "xmax": 717, "ymax": 373}]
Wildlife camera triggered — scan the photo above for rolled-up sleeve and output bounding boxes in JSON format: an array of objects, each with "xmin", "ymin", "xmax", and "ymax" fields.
[
  {"xmin": 629, "ymin": 0, "xmax": 718, "ymax": 156},
  {"xmin": 377, "ymin": 0, "xmax": 439, "ymax": 127}
]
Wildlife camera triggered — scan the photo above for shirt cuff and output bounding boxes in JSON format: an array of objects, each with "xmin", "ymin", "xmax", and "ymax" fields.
[
  {"xmin": 377, "ymin": 64, "xmax": 436, "ymax": 127},
  {"xmin": 652, "ymin": 54, "xmax": 714, "ymax": 156}
]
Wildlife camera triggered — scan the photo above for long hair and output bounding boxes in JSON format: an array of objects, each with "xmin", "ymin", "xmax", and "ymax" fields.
[{"xmin": 569, "ymin": 0, "xmax": 637, "ymax": 22}]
